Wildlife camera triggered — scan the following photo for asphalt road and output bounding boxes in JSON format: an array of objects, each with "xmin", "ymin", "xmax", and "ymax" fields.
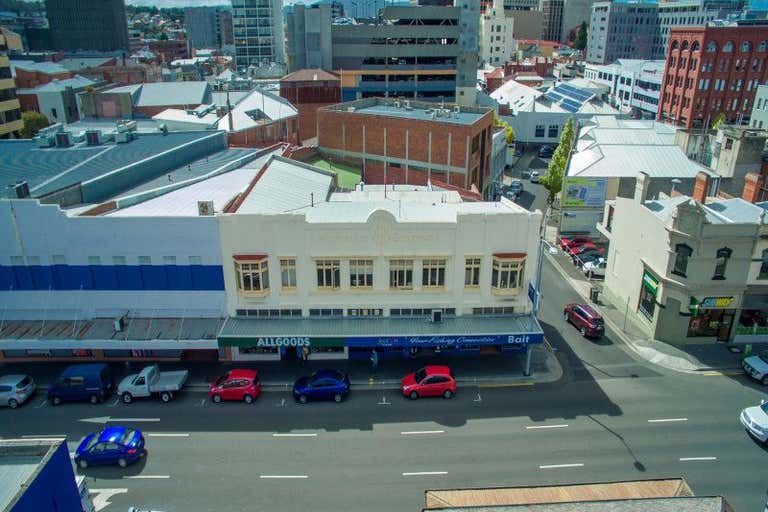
[{"xmin": 2, "ymin": 258, "xmax": 767, "ymax": 512}]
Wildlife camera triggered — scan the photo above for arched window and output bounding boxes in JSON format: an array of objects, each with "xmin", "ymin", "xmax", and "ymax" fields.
[
  {"xmin": 723, "ymin": 41, "xmax": 734, "ymax": 52},
  {"xmin": 671, "ymin": 40, "xmax": 680, "ymax": 50},
  {"xmin": 759, "ymin": 40, "xmax": 768, "ymax": 52},
  {"xmin": 681, "ymin": 40, "xmax": 689, "ymax": 50},
  {"xmin": 713, "ymin": 247, "xmax": 732, "ymax": 279},
  {"xmin": 707, "ymin": 41, "xmax": 717, "ymax": 52},
  {"xmin": 741, "ymin": 41, "xmax": 752, "ymax": 52},
  {"xmin": 691, "ymin": 41, "xmax": 700, "ymax": 51},
  {"xmin": 673, "ymin": 244, "xmax": 693, "ymax": 277}
]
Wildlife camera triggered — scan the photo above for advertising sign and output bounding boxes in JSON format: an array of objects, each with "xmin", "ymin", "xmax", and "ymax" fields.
[
  {"xmin": 701, "ymin": 296, "xmax": 734, "ymax": 308},
  {"xmin": 342, "ymin": 333, "xmax": 544, "ymax": 348},
  {"xmin": 562, "ymin": 177, "xmax": 607, "ymax": 208}
]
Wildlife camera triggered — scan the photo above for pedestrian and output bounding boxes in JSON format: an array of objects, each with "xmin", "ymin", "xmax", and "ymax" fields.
[
  {"xmin": 301, "ymin": 346, "xmax": 310, "ymax": 366},
  {"xmin": 370, "ymin": 348, "xmax": 379, "ymax": 370}
]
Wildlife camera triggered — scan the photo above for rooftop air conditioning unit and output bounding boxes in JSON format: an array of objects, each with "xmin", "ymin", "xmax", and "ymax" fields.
[
  {"xmin": 453, "ymin": 105, "xmax": 460, "ymax": 114},
  {"xmin": 14, "ymin": 181, "xmax": 30, "ymax": 199},
  {"xmin": 347, "ymin": 107, "xmax": 356, "ymax": 112},
  {"xmin": 431, "ymin": 309, "xmax": 442, "ymax": 323},
  {"xmin": 114, "ymin": 131, "xmax": 132, "ymax": 143},
  {"xmin": 404, "ymin": 100, "xmax": 412, "ymax": 110},
  {"xmin": 55, "ymin": 132, "xmax": 72, "ymax": 147},
  {"xmin": 394, "ymin": 100, "xmax": 401, "ymax": 108},
  {"xmin": 85, "ymin": 130, "xmax": 101, "ymax": 146},
  {"xmin": 35, "ymin": 135, "xmax": 55, "ymax": 148}
]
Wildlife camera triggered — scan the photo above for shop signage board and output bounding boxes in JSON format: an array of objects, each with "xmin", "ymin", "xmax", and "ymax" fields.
[
  {"xmin": 642, "ymin": 270, "xmax": 659, "ymax": 294},
  {"xmin": 220, "ymin": 332, "xmax": 544, "ymax": 348},
  {"xmin": 701, "ymin": 296, "xmax": 734, "ymax": 308}
]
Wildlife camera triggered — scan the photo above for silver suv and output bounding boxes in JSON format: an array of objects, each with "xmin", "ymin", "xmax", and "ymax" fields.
[{"xmin": 0, "ymin": 374, "xmax": 36, "ymax": 409}]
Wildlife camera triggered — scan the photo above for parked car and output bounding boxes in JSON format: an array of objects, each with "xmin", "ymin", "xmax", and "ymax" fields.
[
  {"xmin": 74, "ymin": 426, "xmax": 146, "ymax": 469},
  {"xmin": 530, "ymin": 171, "xmax": 541, "ymax": 183},
  {"xmin": 0, "ymin": 374, "xmax": 35, "ymax": 409},
  {"xmin": 742, "ymin": 352, "xmax": 768, "ymax": 385},
  {"xmin": 508, "ymin": 179, "xmax": 524, "ymax": 196},
  {"xmin": 559, "ymin": 235, "xmax": 592, "ymax": 251},
  {"xmin": 401, "ymin": 366, "xmax": 456, "ymax": 400},
  {"xmin": 48, "ymin": 364, "xmax": 113, "ymax": 406},
  {"xmin": 573, "ymin": 249, "xmax": 606, "ymax": 266},
  {"xmin": 538, "ymin": 145, "xmax": 555, "ymax": 158},
  {"xmin": 570, "ymin": 243, "xmax": 603, "ymax": 260},
  {"xmin": 583, "ymin": 258, "xmax": 607, "ymax": 278},
  {"xmin": 209, "ymin": 369, "xmax": 261, "ymax": 404},
  {"xmin": 293, "ymin": 369, "xmax": 350, "ymax": 404},
  {"xmin": 118, "ymin": 364, "xmax": 189, "ymax": 404},
  {"xmin": 740, "ymin": 399, "xmax": 768, "ymax": 443},
  {"xmin": 564, "ymin": 303, "xmax": 605, "ymax": 338},
  {"xmin": 564, "ymin": 239, "xmax": 595, "ymax": 256}
]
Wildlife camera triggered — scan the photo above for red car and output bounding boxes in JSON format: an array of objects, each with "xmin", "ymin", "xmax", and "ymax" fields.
[
  {"xmin": 564, "ymin": 303, "xmax": 604, "ymax": 338},
  {"xmin": 559, "ymin": 235, "xmax": 592, "ymax": 251},
  {"xmin": 401, "ymin": 366, "xmax": 456, "ymax": 400},
  {"xmin": 570, "ymin": 243, "xmax": 603, "ymax": 258},
  {"xmin": 209, "ymin": 369, "xmax": 261, "ymax": 404}
]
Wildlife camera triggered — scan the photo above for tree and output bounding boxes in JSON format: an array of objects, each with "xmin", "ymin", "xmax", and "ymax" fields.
[
  {"xmin": 540, "ymin": 118, "xmax": 575, "ymax": 202},
  {"xmin": 20, "ymin": 111, "xmax": 50, "ymax": 139},
  {"xmin": 711, "ymin": 112, "xmax": 726, "ymax": 130},
  {"xmin": 493, "ymin": 114, "xmax": 515, "ymax": 144},
  {"xmin": 574, "ymin": 22, "xmax": 588, "ymax": 50}
]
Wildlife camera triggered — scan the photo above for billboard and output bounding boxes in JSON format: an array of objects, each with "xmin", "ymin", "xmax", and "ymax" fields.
[{"xmin": 562, "ymin": 177, "xmax": 607, "ymax": 207}]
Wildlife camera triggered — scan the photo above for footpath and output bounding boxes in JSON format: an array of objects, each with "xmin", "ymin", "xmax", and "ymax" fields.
[{"xmin": 544, "ymin": 226, "xmax": 745, "ymax": 374}]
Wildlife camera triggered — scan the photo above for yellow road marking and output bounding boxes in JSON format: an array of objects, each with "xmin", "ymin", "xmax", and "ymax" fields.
[{"xmin": 700, "ymin": 371, "xmax": 742, "ymax": 377}]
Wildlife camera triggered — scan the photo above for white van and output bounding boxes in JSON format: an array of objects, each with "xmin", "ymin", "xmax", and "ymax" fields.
[{"xmin": 583, "ymin": 258, "xmax": 606, "ymax": 278}]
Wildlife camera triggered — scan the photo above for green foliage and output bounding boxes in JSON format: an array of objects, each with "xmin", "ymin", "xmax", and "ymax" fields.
[
  {"xmin": 711, "ymin": 112, "xmax": 726, "ymax": 130},
  {"xmin": 574, "ymin": 22, "xmax": 588, "ymax": 50},
  {"xmin": 493, "ymin": 113, "xmax": 515, "ymax": 144},
  {"xmin": 539, "ymin": 118, "xmax": 575, "ymax": 202},
  {"xmin": 20, "ymin": 111, "xmax": 50, "ymax": 139}
]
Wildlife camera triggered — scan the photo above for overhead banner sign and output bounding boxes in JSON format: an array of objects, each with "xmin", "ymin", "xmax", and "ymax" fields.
[
  {"xmin": 562, "ymin": 177, "xmax": 607, "ymax": 208},
  {"xmin": 220, "ymin": 333, "xmax": 544, "ymax": 348}
]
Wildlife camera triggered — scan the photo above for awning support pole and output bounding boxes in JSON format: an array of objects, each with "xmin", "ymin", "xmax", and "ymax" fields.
[{"xmin": 523, "ymin": 345, "xmax": 532, "ymax": 376}]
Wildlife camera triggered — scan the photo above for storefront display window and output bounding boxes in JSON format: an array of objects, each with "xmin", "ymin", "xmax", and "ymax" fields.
[
  {"xmin": 239, "ymin": 346, "xmax": 279, "ymax": 355},
  {"xmin": 687, "ymin": 309, "xmax": 735, "ymax": 339},
  {"xmin": 736, "ymin": 309, "xmax": 768, "ymax": 335},
  {"xmin": 638, "ymin": 270, "xmax": 658, "ymax": 320}
]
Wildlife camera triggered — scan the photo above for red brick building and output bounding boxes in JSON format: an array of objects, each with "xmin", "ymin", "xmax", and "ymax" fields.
[
  {"xmin": 317, "ymin": 98, "xmax": 494, "ymax": 191},
  {"xmin": 659, "ymin": 25, "xmax": 768, "ymax": 129},
  {"xmin": 279, "ymin": 69, "xmax": 340, "ymax": 142},
  {"xmin": 148, "ymin": 39, "xmax": 189, "ymax": 64}
]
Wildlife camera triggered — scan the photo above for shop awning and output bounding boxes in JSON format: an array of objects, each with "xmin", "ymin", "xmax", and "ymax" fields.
[
  {"xmin": 642, "ymin": 271, "xmax": 659, "ymax": 294},
  {"xmin": 218, "ymin": 315, "xmax": 544, "ymax": 349}
]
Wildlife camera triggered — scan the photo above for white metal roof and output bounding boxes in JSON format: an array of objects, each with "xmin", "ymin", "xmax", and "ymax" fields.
[
  {"xmin": 216, "ymin": 88, "xmax": 297, "ymax": 132},
  {"xmin": 152, "ymin": 108, "xmax": 220, "ymax": 127}
]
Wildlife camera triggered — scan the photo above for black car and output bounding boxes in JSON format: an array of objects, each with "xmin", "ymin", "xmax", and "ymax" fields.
[{"xmin": 538, "ymin": 145, "xmax": 555, "ymax": 158}]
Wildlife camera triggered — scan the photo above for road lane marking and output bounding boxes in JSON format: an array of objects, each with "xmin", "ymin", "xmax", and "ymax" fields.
[
  {"xmin": 402, "ymin": 471, "xmax": 448, "ymax": 476},
  {"xmin": 526, "ymin": 424, "xmax": 569, "ymax": 430},
  {"xmin": 80, "ymin": 416, "xmax": 160, "ymax": 424},
  {"xmin": 89, "ymin": 488, "xmax": 128, "ymax": 512},
  {"xmin": 479, "ymin": 382, "xmax": 534, "ymax": 388},
  {"xmin": 272, "ymin": 433, "xmax": 318, "ymax": 438},
  {"xmin": 259, "ymin": 475, "xmax": 309, "ymax": 479},
  {"xmin": 539, "ymin": 463, "xmax": 584, "ymax": 469},
  {"xmin": 124, "ymin": 475, "xmax": 171, "ymax": 479},
  {"xmin": 147, "ymin": 433, "xmax": 190, "ymax": 438},
  {"xmin": 35, "ymin": 399, "xmax": 47, "ymax": 408},
  {"xmin": 648, "ymin": 418, "xmax": 688, "ymax": 423},
  {"xmin": 378, "ymin": 396, "xmax": 391, "ymax": 405},
  {"xmin": 700, "ymin": 371, "xmax": 742, "ymax": 377},
  {"xmin": 21, "ymin": 434, "xmax": 66, "ymax": 439},
  {"xmin": 401, "ymin": 430, "xmax": 445, "ymax": 436},
  {"xmin": 679, "ymin": 457, "xmax": 717, "ymax": 462}
]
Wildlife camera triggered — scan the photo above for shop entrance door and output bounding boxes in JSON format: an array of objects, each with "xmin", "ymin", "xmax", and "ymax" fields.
[{"xmin": 717, "ymin": 312, "xmax": 734, "ymax": 342}]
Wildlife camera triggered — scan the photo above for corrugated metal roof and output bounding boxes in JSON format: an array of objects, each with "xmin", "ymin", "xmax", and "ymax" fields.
[
  {"xmin": 216, "ymin": 88, "xmax": 297, "ymax": 132},
  {"xmin": 35, "ymin": 75, "xmax": 97, "ymax": 92},
  {"xmin": 109, "ymin": 82, "xmax": 211, "ymax": 107},
  {"xmin": 423, "ymin": 497, "xmax": 728, "ymax": 512},
  {"xmin": 281, "ymin": 68, "xmax": 339, "ymax": 82},
  {"xmin": 9, "ymin": 60, "xmax": 69, "ymax": 76},
  {"xmin": 57, "ymin": 57, "xmax": 114, "ymax": 71}
]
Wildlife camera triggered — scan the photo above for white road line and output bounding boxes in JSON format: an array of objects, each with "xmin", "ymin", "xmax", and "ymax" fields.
[
  {"xmin": 21, "ymin": 434, "xmax": 66, "ymax": 439},
  {"xmin": 107, "ymin": 398, "xmax": 120, "ymax": 407},
  {"xmin": 259, "ymin": 475, "xmax": 309, "ymax": 479},
  {"xmin": 147, "ymin": 433, "xmax": 190, "ymax": 438},
  {"xmin": 539, "ymin": 463, "xmax": 584, "ymax": 469},
  {"xmin": 400, "ymin": 430, "xmax": 446, "ymax": 435},
  {"xmin": 35, "ymin": 399, "xmax": 47, "ymax": 408},
  {"xmin": 402, "ymin": 471, "xmax": 448, "ymax": 476},
  {"xmin": 123, "ymin": 475, "xmax": 171, "ymax": 479},
  {"xmin": 526, "ymin": 424, "xmax": 569, "ymax": 430},
  {"xmin": 679, "ymin": 457, "xmax": 717, "ymax": 462},
  {"xmin": 272, "ymin": 433, "xmax": 318, "ymax": 438},
  {"xmin": 648, "ymin": 418, "xmax": 688, "ymax": 423}
]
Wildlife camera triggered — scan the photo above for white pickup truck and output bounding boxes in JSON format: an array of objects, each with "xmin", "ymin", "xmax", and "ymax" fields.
[
  {"xmin": 118, "ymin": 365, "xmax": 189, "ymax": 404},
  {"xmin": 742, "ymin": 352, "xmax": 768, "ymax": 386}
]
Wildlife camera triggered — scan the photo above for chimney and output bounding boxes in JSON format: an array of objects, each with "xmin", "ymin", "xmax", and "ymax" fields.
[
  {"xmin": 692, "ymin": 171, "xmax": 711, "ymax": 204},
  {"xmin": 742, "ymin": 171, "xmax": 766, "ymax": 203},
  {"xmin": 635, "ymin": 171, "xmax": 650, "ymax": 203}
]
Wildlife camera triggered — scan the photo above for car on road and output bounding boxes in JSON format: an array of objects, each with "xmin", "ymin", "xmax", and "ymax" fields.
[
  {"xmin": 575, "ymin": 250, "xmax": 605, "ymax": 265},
  {"xmin": 740, "ymin": 399, "xmax": 768, "ymax": 443},
  {"xmin": 118, "ymin": 364, "xmax": 189, "ymax": 404},
  {"xmin": 508, "ymin": 179, "xmax": 524, "ymax": 197},
  {"xmin": 48, "ymin": 364, "xmax": 113, "ymax": 406},
  {"xmin": 559, "ymin": 235, "xmax": 592, "ymax": 252},
  {"xmin": 401, "ymin": 366, "xmax": 456, "ymax": 399},
  {"xmin": 583, "ymin": 258, "xmax": 606, "ymax": 278},
  {"xmin": 538, "ymin": 145, "xmax": 555, "ymax": 158},
  {"xmin": 570, "ymin": 243, "xmax": 604, "ymax": 261},
  {"xmin": 564, "ymin": 303, "xmax": 605, "ymax": 338},
  {"xmin": 742, "ymin": 352, "xmax": 768, "ymax": 385},
  {"xmin": 75, "ymin": 426, "xmax": 146, "ymax": 469},
  {"xmin": 293, "ymin": 369, "xmax": 350, "ymax": 404},
  {"xmin": 209, "ymin": 369, "xmax": 261, "ymax": 403},
  {"xmin": 0, "ymin": 374, "xmax": 35, "ymax": 409},
  {"xmin": 530, "ymin": 171, "xmax": 540, "ymax": 183}
]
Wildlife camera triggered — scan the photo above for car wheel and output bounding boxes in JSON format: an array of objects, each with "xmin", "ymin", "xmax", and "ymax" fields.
[
  {"xmin": 409, "ymin": 391, "xmax": 419, "ymax": 400},
  {"xmin": 8, "ymin": 398, "xmax": 18, "ymax": 409},
  {"xmin": 244, "ymin": 394, "xmax": 254, "ymax": 404},
  {"xmin": 122, "ymin": 392, "xmax": 133, "ymax": 404},
  {"xmin": 299, "ymin": 394, "xmax": 307, "ymax": 404},
  {"xmin": 90, "ymin": 395, "xmax": 99, "ymax": 405},
  {"xmin": 160, "ymin": 392, "xmax": 172, "ymax": 403},
  {"xmin": 443, "ymin": 390, "xmax": 453, "ymax": 399},
  {"xmin": 334, "ymin": 393, "xmax": 343, "ymax": 403},
  {"xmin": 580, "ymin": 327, "xmax": 587, "ymax": 337},
  {"xmin": 51, "ymin": 396, "xmax": 61, "ymax": 406},
  {"xmin": 77, "ymin": 458, "xmax": 88, "ymax": 469},
  {"xmin": 563, "ymin": 312, "xmax": 569, "ymax": 323},
  {"xmin": 212, "ymin": 394, "xmax": 222, "ymax": 403},
  {"xmin": 117, "ymin": 458, "xmax": 128, "ymax": 468}
]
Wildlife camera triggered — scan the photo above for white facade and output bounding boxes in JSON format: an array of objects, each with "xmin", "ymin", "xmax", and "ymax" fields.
[
  {"xmin": 583, "ymin": 59, "xmax": 664, "ymax": 119},
  {"xmin": 480, "ymin": 0, "xmax": 516, "ymax": 66}
]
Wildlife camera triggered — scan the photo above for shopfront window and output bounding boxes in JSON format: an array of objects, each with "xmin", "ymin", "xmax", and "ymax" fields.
[
  {"xmin": 316, "ymin": 259, "xmax": 340, "ymax": 290},
  {"xmin": 713, "ymin": 247, "xmax": 731, "ymax": 280},
  {"xmin": 672, "ymin": 243, "xmax": 692, "ymax": 277},
  {"xmin": 491, "ymin": 256, "xmax": 525, "ymax": 293},
  {"xmin": 350, "ymin": 259, "xmax": 373, "ymax": 289},
  {"xmin": 638, "ymin": 270, "xmax": 659, "ymax": 320},
  {"xmin": 390, "ymin": 259, "xmax": 413, "ymax": 290},
  {"xmin": 687, "ymin": 309, "xmax": 735, "ymax": 339},
  {"xmin": 759, "ymin": 249, "xmax": 768, "ymax": 279},
  {"xmin": 422, "ymin": 259, "xmax": 446, "ymax": 288},
  {"xmin": 234, "ymin": 259, "xmax": 270, "ymax": 295}
]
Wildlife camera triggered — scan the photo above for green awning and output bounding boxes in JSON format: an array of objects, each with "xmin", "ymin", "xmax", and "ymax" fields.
[{"xmin": 642, "ymin": 271, "xmax": 659, "ymax": 295}]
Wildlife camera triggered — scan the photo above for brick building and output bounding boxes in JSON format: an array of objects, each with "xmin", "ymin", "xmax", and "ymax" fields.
[
  {"xmin": 659, "ymin": 25, "xmax": 768, "ymax": 129},
  {"xmin": 280, "ymin": 69, "xmax": 340, "ymax": 142},
  {"xmin": 317, "ymin": 98, "xmax": 494, "ymax": 191},
  {"xmin": 148, "ymin": 39, "xmax": 189, "ymax": 64}
]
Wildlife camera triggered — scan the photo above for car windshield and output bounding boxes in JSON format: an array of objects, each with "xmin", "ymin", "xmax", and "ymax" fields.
[
  {"xmin": 214, "ymin": 375, "xmax": 225, "ymax": 386},
  {"xmin": 85, "ymin": 433, "xmax": 101, "ymax": 451},
  {"xmin": 414, "ymin": 368, "xmax": 427, "ymax": 383},
  {"xmin": 119, "ymin": 429, "xmax": 137, "ymax": 445},
  {"xmin": 593, "ymin": 318, "xmax": 604, "ymax": 325},
  {"xmin": 17, "ymin": 376, "xmax": 31, "ymax": 388},
  {"xmin": 759, "ymin": 353, "xmax": 768, "ymax": 365},
  {"xmin": 762, "ymin": 402, "xmax": 768, "ymax": 414}
]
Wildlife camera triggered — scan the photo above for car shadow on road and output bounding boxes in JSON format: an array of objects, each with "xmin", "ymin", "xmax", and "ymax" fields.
[{"xmin": 75, "ymin": 454, "xmax": 148, "ymax": 481}]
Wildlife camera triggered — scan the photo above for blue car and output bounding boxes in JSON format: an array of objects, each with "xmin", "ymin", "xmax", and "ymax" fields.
[
  {"xmin": 75, "ymin": 426, "xmax": 146, "ymax": 469},
  {"xmin": 293, "ymin": 369, "xmax": 350, "ymax": 404}
]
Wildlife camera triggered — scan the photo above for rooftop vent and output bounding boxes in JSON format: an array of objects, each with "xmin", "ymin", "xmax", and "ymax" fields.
[{"xmin": 13, "ymin": 181, "xmax": 30, "ymax": 199}]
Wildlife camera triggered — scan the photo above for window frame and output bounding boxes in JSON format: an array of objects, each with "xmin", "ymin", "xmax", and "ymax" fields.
[
  {"xmin": 464, "ymin": 257, "xmax": 481, "ymax": 288},
  {"xmin": 234, "ymin": 258, "xmax": 270, "ymax": 296},
  {"xmin": 280, "ymin": 258, "xmax": 297, "ymax": 290},
  {"xmin": 389, "ymin": 259, "xmax": 414, "ymax": 290},
  {"xmin": 422, "ymin": 259, "xmax": 447, "ymax": 288},
  {"xmin": 315, "ymin": 259, "xmax": 341, "ymax": 290},
  {"xmin": 349, "ymin": 258, "xmax": 374, "ymax": 289},
  {"xmin": 491, "ymin": 256, "xmax": 526, "ymax": 294},
  {"xmin": 759, "ymin": 248, "xmax": 768, "ymax": 280},
  {"xmin": 672, "ymin": 243, "xmax": 692, "ymax": 277},
  {"xmin": 713, "ymin": 247, "xmax": 731, "ymax": 280}
]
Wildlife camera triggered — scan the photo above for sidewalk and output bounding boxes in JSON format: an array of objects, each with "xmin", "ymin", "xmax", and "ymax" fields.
[
  {"xmin": 0, "ymin": 345, "xmax": 563, "ymax": 391},
  {"xmin": 543, "ymin": 230, "xmax": 744, "ymax": 374}
]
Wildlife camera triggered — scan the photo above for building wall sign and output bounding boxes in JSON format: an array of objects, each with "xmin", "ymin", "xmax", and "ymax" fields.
[
  {"xmin": 254, "ymin": 337, "xmax": 311, "ymax": 347},
  {"xmin": 221, "ymin": 332, "xmax": 544, "ymax": 348},
  {"xmin": 701, "ymin": 296, "xmax": 734, "ymax": 308}
]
